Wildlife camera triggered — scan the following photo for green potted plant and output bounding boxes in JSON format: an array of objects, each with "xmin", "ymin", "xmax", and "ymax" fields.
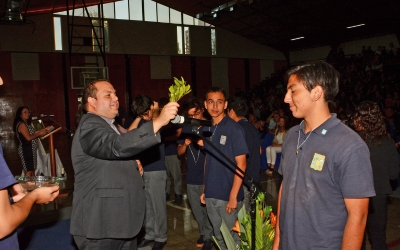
[{"xmin": 215, "ymin": 192, "xmax": 276, "ymax": 250}]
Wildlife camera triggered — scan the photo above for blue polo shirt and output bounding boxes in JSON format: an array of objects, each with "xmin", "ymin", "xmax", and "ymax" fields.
[
  {"xmin": 177, "ymin": 126, "xmax": 206, "ymax": 185},
  {"xmin": 238, "ymin": 119, "xmax": 260, "ymax": 187},
  {"xmin": 137, "ymin": 119, "xmax": 166, "ymax": 172},
  {"xmin": 203, "ymin": 115, "xmax": 249, "ymax": 201},
  {"xmin": 0, "ymin": 143, "xmax": 19, "ymax": 250},
  {"xmin": 278, "ymin": 114, "xmax": 375, "ymax": 249},
  {"xmin": 162, "ymin": 123, "xmax": 182, "ymax": 156}
]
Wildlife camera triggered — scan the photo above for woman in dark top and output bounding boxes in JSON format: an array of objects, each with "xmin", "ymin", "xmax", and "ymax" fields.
[
  {"xmin": 354, "ymin": 101, "xmax": 399, "ymax": 250},
  {"xmin": 12, "ymin": 106, "xmax": 50, "ymax": 176}
]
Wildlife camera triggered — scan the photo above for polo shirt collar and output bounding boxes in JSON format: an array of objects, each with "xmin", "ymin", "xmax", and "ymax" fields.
[
  {"xmin": 214, "ymin": 114, "xmax": 229, "ymax": 126},
  {"xmin": 296, "ymin": 113, "xmax": 340, "ymax": 137}
]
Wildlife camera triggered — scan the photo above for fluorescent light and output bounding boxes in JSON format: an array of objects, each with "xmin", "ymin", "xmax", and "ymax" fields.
[
  {"xmin": 346, "ymin": 24, "xmax": 365, "ymax": 29},
  {"xmin": 291, "ymin": 37, "xmax": 304, "ymax": 41}
]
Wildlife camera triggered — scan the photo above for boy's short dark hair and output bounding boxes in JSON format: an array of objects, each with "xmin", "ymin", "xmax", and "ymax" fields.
[
  {"xmin": 131, "ymin": 94, "xmax": 153, "ymax": 117},
  {"xmin": 285, "ymin": 61, "xmax": 339, "ymax": 102},
  {"xmin": 205, "ymin": 87, "xmax": 226, "ymax": 101},
  {"xmin": 227, "ymin": 97, "xmax": 248, "ymax": 117}
]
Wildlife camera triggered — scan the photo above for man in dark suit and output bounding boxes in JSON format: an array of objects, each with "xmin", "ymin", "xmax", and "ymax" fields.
[{"xmin": 70, "ymin": 80, "xmax": 178, "ymax": 250}]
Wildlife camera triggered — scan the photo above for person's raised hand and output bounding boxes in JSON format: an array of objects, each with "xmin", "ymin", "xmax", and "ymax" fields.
[
  {"xmin": 30, "ymin": 185, "xmax": 60, "ymax": 204},
  {"xmin": 153, "ymin": 102, "xmax": 179, "ymax": 133},
  {"xmin": 184, "ymin": 138, "xmax": 192, "ymax": 146}
]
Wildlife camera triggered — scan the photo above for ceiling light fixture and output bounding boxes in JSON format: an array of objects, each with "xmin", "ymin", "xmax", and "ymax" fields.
[
  {"xmin": 346, "ymin": 24, "xmax": 365, "ymax": 29},
  {"xmin": 291, "ymin": 37, "xmax": 304, "ymax": 41}
]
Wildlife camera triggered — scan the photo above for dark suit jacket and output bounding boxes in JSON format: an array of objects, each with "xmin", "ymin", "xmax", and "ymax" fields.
[{"xmin": 70, "ymin": 113, "xmax": 161, "ymax": 239}]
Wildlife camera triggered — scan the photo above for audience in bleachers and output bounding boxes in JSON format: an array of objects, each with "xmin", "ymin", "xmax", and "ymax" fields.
[{"xmin": 237, "ymin": 42, "xmax": 400, "ymax": 174}]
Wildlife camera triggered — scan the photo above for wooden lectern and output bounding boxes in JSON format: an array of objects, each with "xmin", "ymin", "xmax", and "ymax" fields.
[{"xmin": 40, "ymin": 127, "xmax": 62, "ymax": 177}]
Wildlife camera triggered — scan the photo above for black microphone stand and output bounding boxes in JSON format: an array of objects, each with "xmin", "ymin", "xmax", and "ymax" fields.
[
  {"xmin": 190, "ymin": 123, "xmax": 273, "ymax": 250},
  {"xmin": 45, "ymin": 117, "xmax": 74, "ymax": 137}
]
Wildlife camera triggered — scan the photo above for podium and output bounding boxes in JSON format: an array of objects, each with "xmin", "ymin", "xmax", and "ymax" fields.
[{"xmin": 40, "ymin": 127, "xmax": 62, "ymax": 177}]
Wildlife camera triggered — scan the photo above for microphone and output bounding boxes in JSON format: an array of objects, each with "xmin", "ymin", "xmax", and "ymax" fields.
[
  {"xmin": 40, "ymin": 114, "xmax": 55, "ymax": 117},
  {"xmin": 171, "ymin": 115, "xmax": 212, "ymax": 127}
]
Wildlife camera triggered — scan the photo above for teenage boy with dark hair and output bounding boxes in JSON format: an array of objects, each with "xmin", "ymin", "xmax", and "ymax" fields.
[
  {"xmin": 199, "ymin": 87, "xmax": 248, "ymax": 249},
  {"xmin": 273, "ymin": 61, "xmax": 375, "ymax": 250}
]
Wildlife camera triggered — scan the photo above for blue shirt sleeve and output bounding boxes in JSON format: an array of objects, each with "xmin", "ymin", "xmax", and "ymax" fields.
[{"xmin": 0, "ymin": 143, "xmax": 17, "ymax": 190}]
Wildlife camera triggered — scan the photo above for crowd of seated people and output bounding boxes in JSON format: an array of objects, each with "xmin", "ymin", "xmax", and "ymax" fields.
[{"xmin": 235, "ymin": 42, "xmax": 400, "ymax": 172}]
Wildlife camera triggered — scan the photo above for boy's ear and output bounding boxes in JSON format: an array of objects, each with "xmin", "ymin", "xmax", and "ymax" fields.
[{"xmin": 312, "ymin": 86, "xmax": 323, "ymax": 101}]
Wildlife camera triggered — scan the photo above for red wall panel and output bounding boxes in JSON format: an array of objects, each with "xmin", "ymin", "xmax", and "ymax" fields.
[
  {"xmin": 0, "ymin": 52, "xmax": 66, "ymax": 135},
  {"xmin": 67, "ymin": 55, "xmax": 82, "ymax": 131},
  {"xmin": 107, "ymin": 54, "xmax": 127, "ymax": 109},
  {"xmin": 228, "ymin": 58, "xmax": 245, "ymax": 98},
  {"xmin": 130, "ymin": 55, "xmax": 171, "ymax": 102},
  {"xmin": 274, "ymin": 60, "xmax": 288, "ymax": 74},
  {"xmin": 37, "ymin": 53, "xmax": 65, "ymax": 127},
  {"xmin": 171, "ymin": 56, "xmax": 191, "ymax": 84},
  {"xmin": 249, "ymin": 59, "xmax": 260, "ymax": 89},
  {"xmin": 129, "ymin": 55, "xmax": 194, "ymax": 106},
  {"xmin": 195, "ymin": 57, "xmax": 212, "ymax": 100}
]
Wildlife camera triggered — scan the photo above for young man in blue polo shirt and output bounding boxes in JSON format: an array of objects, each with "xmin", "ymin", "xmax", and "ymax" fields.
[
  {"xmin": 273, "ymin": 61, "xmax": 375, "ymax": 250},
  {"xmin": 199, "ymin": 87, "xmax": 248, "ymax": 250}
]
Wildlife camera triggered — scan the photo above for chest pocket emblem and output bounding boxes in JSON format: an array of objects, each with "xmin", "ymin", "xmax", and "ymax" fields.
[
  {"xmin": 220, "ymin": 135, "xmax": 227, "ymax": 145},
  {"xmin": 310, "ymin": 153, "xmax": 326, "ymax": 171}
]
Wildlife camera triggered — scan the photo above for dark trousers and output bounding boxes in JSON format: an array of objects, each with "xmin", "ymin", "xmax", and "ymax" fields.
[
  {"xmin": 361, "ymin": 193, "xmax": 388, "ymax": 250},
  {"xmin": 73, "ymin": 236, "xmax": 137, "ymax": 250}
]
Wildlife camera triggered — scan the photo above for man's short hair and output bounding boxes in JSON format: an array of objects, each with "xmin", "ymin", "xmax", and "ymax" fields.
[
  {"xmin": 285, "ymin": 61, "xmax": 339, "ymax": 102},
  {"xmin": 227, "ymin": 97, "xmax": 248, "ymax": 117},
  {"xmin": 205, "ymin": 87, "xmax": 227, "ymax": 101},
  {"xmin": 82, "ymin": 79, "xmax": 110, "ymax": 112},
  {"xmin": 131, "ymin": 94, "xmax": 153, "ymax": 117},
  {"xmin": 75, "ymin": 79, "xmax": 109, "ymax": 127}
]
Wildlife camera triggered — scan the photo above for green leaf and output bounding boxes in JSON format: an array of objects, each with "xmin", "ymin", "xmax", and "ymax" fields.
[
  {"xmin": 238, "ymin": 205, "xmax": 247, "ymax": 238},
  {"xmin": 174, "ymin": 77, "xmax": 181, "ymax": 86},
  {"xmin": 212, "ymin": 236, "xmax": 223, "ymax": 250},
  {"xmin": 169, "ymin": 76, "xmax": 191, "ymax": 102},
  {"xmin": 220, "ymin": 219, "xmax": 238, "ymax": 250},
  {"xmin": 179, "ymin": 85, "xmax": 184, "ymax": 99}
]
